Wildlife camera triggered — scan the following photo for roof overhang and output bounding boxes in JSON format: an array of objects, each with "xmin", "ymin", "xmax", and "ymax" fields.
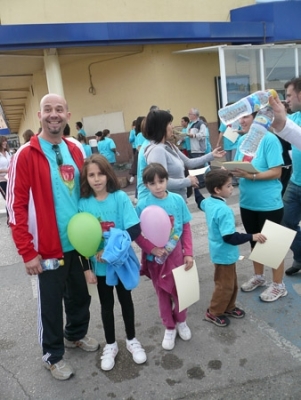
[
  {"xmin": 173, "ymin": 43, "xmax": 299, "ymax": 55},
  {"xmin": 0, "ymin": 21, "xmax": 274, "ymax": 51}
]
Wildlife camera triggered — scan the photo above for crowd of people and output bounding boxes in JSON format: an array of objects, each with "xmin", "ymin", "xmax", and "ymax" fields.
[{"xmin": 3, "ymin": 77, "xmax": 301, "ymax": 381}]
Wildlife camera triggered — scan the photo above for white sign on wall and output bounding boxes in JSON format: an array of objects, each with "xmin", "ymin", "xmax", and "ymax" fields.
[{"xmin": 83, "ymin": 111, "xmax": 125, "ymax": 136}]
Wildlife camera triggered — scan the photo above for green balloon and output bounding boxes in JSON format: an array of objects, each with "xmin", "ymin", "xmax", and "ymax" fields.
[{"xmin": 67, "ymin": 212, "xmax": 102, "ymax": 257}]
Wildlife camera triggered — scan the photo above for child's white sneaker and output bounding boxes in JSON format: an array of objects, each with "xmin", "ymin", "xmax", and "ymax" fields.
[
  {"xmin": 241, "ymin": 275, "xmax": 266, "ymax": 292},
  {"xmin": 177, "ymin": 321, "xmax": 192, "ymax": 341},
  {"xmin": 126, "ymin": 338, "xmax": 147, "ymax": 364},
  {"xmin": 100, "ymin": 342, "xmax": 118, "ymax": 371},
  {"xmin": 259, "ymin": 282, "xmax": 288, "ymax": 302},
  {"xmin": 162, "ymin": 329, "xmax": 177, "ymax": 350}
]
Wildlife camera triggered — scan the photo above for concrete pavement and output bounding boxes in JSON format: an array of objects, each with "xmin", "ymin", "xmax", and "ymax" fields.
[{"xmin": 1, "ymin": 188, "xmax": 301, "ymax": 400}]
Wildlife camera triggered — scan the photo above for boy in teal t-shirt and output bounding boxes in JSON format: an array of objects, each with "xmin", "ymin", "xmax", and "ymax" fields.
[{"xmin": 194, "ymin": 169, "xmax": 266, "ymax": 327}]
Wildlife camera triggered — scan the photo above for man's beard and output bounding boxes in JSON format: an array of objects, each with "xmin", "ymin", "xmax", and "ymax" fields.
[
  {"xmin": 48, "ymin": 122, "xmax": 65, "ymax": 135},
  {"xmin": 49, "ymin": 128, "xmax": 61, "ymax": 135}
]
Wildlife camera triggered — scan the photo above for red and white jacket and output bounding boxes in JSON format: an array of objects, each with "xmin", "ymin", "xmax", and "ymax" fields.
[{"xmin": 7, "ymin": 135, "xmax": 84, "ymax": 263}]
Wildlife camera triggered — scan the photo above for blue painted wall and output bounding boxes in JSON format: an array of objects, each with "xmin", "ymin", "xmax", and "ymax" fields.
[{"xmin": 231, "ymin": 1, "xmax": 301, "ymax": 42}]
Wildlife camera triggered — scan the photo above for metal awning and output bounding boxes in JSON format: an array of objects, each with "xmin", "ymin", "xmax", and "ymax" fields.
[
  {"xmin": 174, "ymin": 43, "xmax": 301, "ymax": 106},
  {"xmin": 173, "ymin": 43, "xmax": 300, "ymax": 54}
]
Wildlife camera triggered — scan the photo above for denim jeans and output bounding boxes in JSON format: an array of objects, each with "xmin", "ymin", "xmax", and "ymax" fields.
[
  {"xmin": 282, "ymin": 181, "xmax": 301, "ymax": 263},
  {"xmin": 225, "ymin": 149, "xmax": 236, "ymax": 162}
]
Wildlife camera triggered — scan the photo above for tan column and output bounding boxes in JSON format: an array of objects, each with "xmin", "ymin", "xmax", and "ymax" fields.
[{"xmin": 43, "ymin": 49, "xmax": 65, "ymax": 97}]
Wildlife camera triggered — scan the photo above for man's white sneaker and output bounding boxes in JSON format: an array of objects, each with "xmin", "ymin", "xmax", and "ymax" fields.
[
  {"xmin": 126, "ymin": 338, "xmax": 147, "ymax": 364},
  {"xmin": 241, "ymin": 275, "xmax": 266, "ymax": 292},
  {"xmin": 64, "ymin": 335, "xmax": 99, "ymax": 352},
  {"xmin": 177, "ymin": 321, "xmax": 192, "ymax": 341},
  {"xmin": 259, "ymin": 283, "xmax": 288, "ymax": 302},
  {"xmin": 100, "ymin": 342, "xmax": 118, "ymax": 371},
  {"xmin": 162, "ymin": 329, "xmax": 177, "ymax": 350},
  {"xmin": 43, "ymin": 360, "xmax": 74, "ymax": 380}
]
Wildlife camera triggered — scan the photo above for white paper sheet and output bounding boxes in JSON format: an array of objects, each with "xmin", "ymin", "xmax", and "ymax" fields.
[
  {"xmin": 87, "ymin": 283, "xmax": 99, "ymax": 299},
  {"xmin": 223, "ymin": 127, "xmax": 239, "ymax": 143},
  {"xmin": 222, "ymin": 161, "xmax": 259, "ymax": 173},
  {"xmin": 172, "ymin": 261, "xmax": 200, "ymax": 312},
  {"xmin": 249, "ymin": 220, "xmax": 296, "ymax": 269},
  {"xmin": 188, "ymin": 166, "xmax": 210, "ymax": 176}
]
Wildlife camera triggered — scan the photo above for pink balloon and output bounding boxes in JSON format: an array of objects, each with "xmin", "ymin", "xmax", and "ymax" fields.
[{"xmin": 140, "ymin": 205, "xmax": 172, "ymax": 247}]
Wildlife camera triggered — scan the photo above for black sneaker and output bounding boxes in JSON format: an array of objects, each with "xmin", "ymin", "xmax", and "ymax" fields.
[
  {"xmin": 205, "ymin": 309, "xmax": 230, "ymax": 327},
  {"xmin": 285, "ymin": 261, "xmax": 301, "ymax": 276},
  {"xmin": 225, "ymin": 307, "xmax": 245, "ymax": 319}
]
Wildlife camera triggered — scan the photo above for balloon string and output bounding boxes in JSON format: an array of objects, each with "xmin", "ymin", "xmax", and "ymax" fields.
[{"xmin": 78, "ymin": 255, "xmax": 92, "ymax": 271}]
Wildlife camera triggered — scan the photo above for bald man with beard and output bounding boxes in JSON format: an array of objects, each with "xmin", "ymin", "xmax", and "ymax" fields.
[{"xmin": 7, "ymin": 94, "xmax": 98, "ymax": 380}]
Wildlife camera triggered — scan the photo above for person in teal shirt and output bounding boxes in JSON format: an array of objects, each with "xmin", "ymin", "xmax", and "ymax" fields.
[
  {"xmin": 128, "ymin": 120, "xmax": 136, "ymax": 156},
  {"xmin": 217, "ymin": 122, "xmax": 239, "ymax": 160},
  {"xmin": 178, "ymin": 116, "xmax": 190, "ymax": 156},
  {"xmin": 78, "ymin": 134, "xmax": 92, "ymax": 158},
  {"xmin": 280, "ymin": 78, "xmax": 301, "ymax": 276},
  {"xmin": 130, "ymin": 116, "xmax": 146, "ymax": 198},
  {"xmin": 76, "ymin": 121, "xmax": 86, "ymax": 137},
  {"xmin": 194, "ymin": 169, "xmax": 266, "ymax": 327},
  {"xmin": 217, "ymin": 121, "xmax": 240, "ymax": 185},
  {"xmin": 97, "ymin": 129, "xmax": 116, "ymax": 164},
  {"xmin": 135, "ymin": 163, "xmax": 193, "ymax": 350},
  {"xmin": 79, "ymin": 154, "xmax": 146, "ymax": 371},
  {"xmin": 199, "ymin": 116, "xmax": 212, "ymax": 155},
  {"xmin": 232, "ymin": 112, "xmax": 286, "ymax": 303}
]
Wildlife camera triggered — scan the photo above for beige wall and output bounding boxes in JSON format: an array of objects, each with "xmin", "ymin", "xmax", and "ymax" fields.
[
  {"xmin": 19, "ymin": 72, "xmax": 48, "ymax": 137},
  {"xmin": 18, "ymin": 43, "xmax": 222, "ymax": 151},
  {"xmin": 1, "ymin": 0, "xmax": 254, "ymax": 24},
  {"xmin": 62, "ymin": 44, "xmax": 220, "ymax": 131}
]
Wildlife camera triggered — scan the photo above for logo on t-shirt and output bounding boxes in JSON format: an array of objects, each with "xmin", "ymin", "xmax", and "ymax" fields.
[{"xmin": 59, "ymin": 165, "xmax": 75, "ymax": 193}]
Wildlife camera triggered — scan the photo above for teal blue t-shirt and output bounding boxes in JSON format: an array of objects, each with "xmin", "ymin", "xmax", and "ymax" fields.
[
  {"xmin": 78, "ymin": 190, "xmax": 139, "ymax": 276},
  {"xmin": 135, "ymin": 132, "xmax": 145, "ymax": 149},
  {"xmin": 129, "ymin": 129, "xmax": 136, "ymax": 149},
  {"xmin": 205, "ymin": 126, "xmax": 212, "ymax": 154},
  {"xmin": 201, "ymin": 196, "xmax": 239, "ymax": 264},
  {"xmin": 39, "ymin": 137, "xmax": 80, "ymax": 252},
  {"xmin": 136, "ymin": 191, "xmax": 191, "ymax": 241},
  {"xmin": 219, "ymin": 122, "xmax": 239, "ymax": 151},
  {"xmin": 181, "ymin": 127, "xmax": 191, "ymax": 151},
  {"xmin": 137, "ymin": 139, "xmax": 150, "ymax": 200},
  {"xmin": 234, "ymin": 132, "xmax": 283, "ymax": 211},
  {"xmin": 78, "ymin": 128, "xmax": 86, "ymax": 137},
  {"xmin": 97, "ymin": 137, "xmax": 116, "ymax": 163},
  {"xmin": 83, "ymin": 143, "xmax": 92, "ymax": 157},
  {"xmin": 288, "ymin": 111, "xmax": 301, "ymax": 126}
]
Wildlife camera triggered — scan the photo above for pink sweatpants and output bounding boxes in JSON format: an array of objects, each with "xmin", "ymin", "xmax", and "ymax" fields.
[{"xmin": 153, "ymin": 285, "xmax": 187, "ymax": 329}]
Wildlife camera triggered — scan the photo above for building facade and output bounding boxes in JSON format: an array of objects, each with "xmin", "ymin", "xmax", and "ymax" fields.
[{"xmin": 0, "ymin": 0, "xmax": 300, "ymax": 159}]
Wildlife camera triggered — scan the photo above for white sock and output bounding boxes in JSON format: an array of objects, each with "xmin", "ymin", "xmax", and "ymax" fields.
[
  {"xmin": 255, "ymin": 274, "xmax": 265, "ymax": 280},
  {"xmin": 273, "ymin": 282, "xmax": 285, "ymax": 289}
]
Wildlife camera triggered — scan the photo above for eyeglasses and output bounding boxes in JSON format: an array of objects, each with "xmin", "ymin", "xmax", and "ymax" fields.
[{"xmin": 52, "ymin": 144, "xmax": 63, "ymax": 166}]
